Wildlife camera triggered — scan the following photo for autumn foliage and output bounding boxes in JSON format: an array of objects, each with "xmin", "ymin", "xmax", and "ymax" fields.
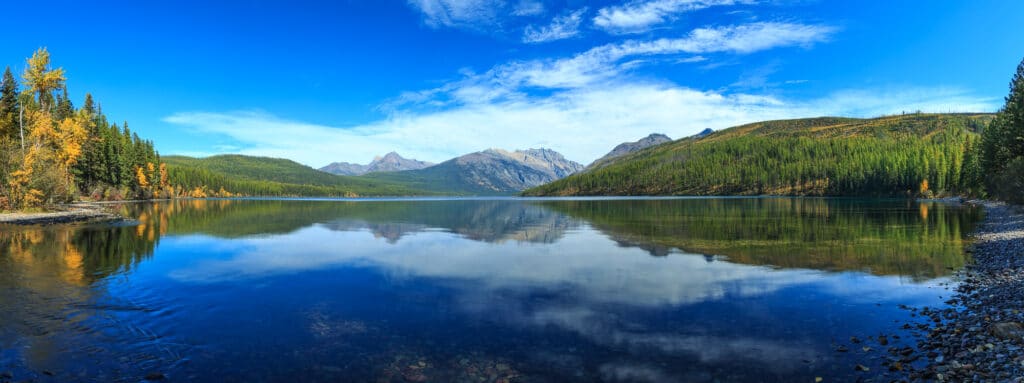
[
  {"xmin": 4, "ymin": 50, "xmax": 90, "ymax": 208},
  {"xmin": 0, "ymin": 48, "xmax": 175, "ymax": 210}
]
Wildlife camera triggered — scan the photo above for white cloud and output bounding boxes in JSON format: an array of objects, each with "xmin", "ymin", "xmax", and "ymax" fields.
[
  {"xmin": 162, "ymin": 22, "xmax": 993, "ymax": 167},
  {"xmin": 164, "ymin": 85, "xmax": 792, "ymax": 167},
  {"xmin": 594, "ymin": 0, "xmax": 755, "ymax": 34},
  {"xmin": 169, "ymin": 226, "xmax": 826, "ymax": 306},
  {"xmin": 406, "ymin": 0, "xmax": 506, "ymax": 29},
  {"xmin": 655, "ymin": 21, "xmax": 835, "ymax": 54},
  {"xmin": 512, "ymin": 0, "xmax": 545, "ymax": 16},
  {"xmin": 163, "ymin": 83, "xmax": 994, "ymax": 168},
  {"xmin": 677, "ymin": 55, "xmax": 707, "ymax": 63},
  {"xmin": 393, "ymin": 22, "xmax": 835, "ymax": 102},
  {"xmin": 523, "ymin": 8, "xmax": 589, "ymax": 44}
]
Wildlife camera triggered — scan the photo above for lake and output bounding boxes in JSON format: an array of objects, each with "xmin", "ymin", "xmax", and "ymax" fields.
[{"xmin": 0, "ymin": 197, "xmax": 982, "ymax": 382}]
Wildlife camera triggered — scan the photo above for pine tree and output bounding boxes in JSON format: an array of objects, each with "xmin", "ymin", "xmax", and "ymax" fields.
[
  {"xmin": 82, "ymin": 93, "xmax": 95, "ymax": 115},
  {"xmin": 73, "ymin": 93, "xmax": 101, "ymax": 189},
  {"xmin": 0, "ymin": 67, "xmax": 18, "ymax": 139},
  {"xmin": 984, "ymin": 58, "xmax": 1024, "ymax": 170},
  {"xmin": 981, "ymin": 56, "xmax": 1024, "ymax": 202},
  {"xmin": 55, "ymin": 88, "xmax": 74, "ymax": 121},
  {"xmin": 1002, "ymin": 58, "xmax": 1024, "ymax": 160}
]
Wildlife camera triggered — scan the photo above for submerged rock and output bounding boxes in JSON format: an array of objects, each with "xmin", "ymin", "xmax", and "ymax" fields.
[{"xmin": 989, "ymin": 322, "xmax": 1024, "ymax": 341}]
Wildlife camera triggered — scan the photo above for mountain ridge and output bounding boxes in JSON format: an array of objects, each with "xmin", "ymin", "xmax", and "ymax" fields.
[
  {"xmin": 320, "ymin": 152, "xmax": 434, "ymax": 176},
  {"xmin": 363, "ymin": 147, "xmax": 583, "ymax": 195},
  {"xmin": 587, "ymin": 133, "xmax": 673, "ymax": 170}
]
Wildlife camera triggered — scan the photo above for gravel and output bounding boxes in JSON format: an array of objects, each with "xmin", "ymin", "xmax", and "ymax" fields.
[
  {"xmin": 0, "ymin": 202, "xmax": 124, "ymax": 225},
  {"xmin": 861, "ymin": 201, "xmax": 1024, "ymax": 382}
]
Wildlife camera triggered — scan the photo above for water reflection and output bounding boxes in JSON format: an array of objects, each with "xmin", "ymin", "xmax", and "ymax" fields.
[
  {"xmin": 542, "ymin": 198, "xmax": 980, "ymax": 279},
  {"xmin": 0, "ymin": 198, "xmax": 981, "ymax": 382},
  {"xmin": 320, "ymin": 200, "xmax": 575, "ymax": 243},
  {"xmin": 104, "ymin": 198, "xmax": 979, "ymax": 279},
  {"xmin": 168, "ymin": 227, "xmax": 824, "ymax": 305},
  {"xmin": 158, "ymin": 223, "xmax": 948, "ymax": 380},
  {"xmin": 1, "ymin": 220, "xmax": 158, "ymax": 283},
  {"xmin": 110, "ymin": 199, "xmax": 575, "ymax": 243},
  {"xmin": 0, "ymin": 221, "xmax": 174, "ymax": 381}
]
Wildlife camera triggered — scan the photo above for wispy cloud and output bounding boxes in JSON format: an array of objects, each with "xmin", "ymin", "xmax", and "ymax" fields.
[
  {"xmin": 163, "ymin": 84, "xmax": 994, "ymax": 167},
  {"xmin": 163, "ymin": 21, "xmax": 993, "ymax": 167},
  {"xmin": 391, "ymin": 22, "xmax": 836, "ymax": 105},
  {"xmin": 512, "ymin": 0, "xmax": 544, "ymax": 16},
  {"xmin": 594, "ymin": 0, "xmax": 755, "ymax": 34},
  {"xmin": 406, "ymin": 0, "xmax": 506, "ymax": 30},
  {"xmin": 677, "ymin": 55, "xmax": 708, "ymax": 63},
  {"xmin": 164, "ymin": 85, "xmax": 791, "ymax": 166},
  {"xmin": 523, "ymin": 8, "xmax": 589, "ymax": 44}
]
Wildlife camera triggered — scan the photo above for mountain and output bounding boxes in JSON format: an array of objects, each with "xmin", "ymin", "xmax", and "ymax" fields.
[
  {"xmin": 320, "ymin": 152, "xmax": 434, "ymax": 176},
  {"xmin": 693, "ymin": 128, "xmax": 714, "ymax": 138},
  {"xmin": 163, "ymin": 155, "xmax": 436, "ymax": 197},
  {"xmin": 587, "ymin": 133, "xmax": 672, "ymax": 170},
  {"xmin": 319, "ymin": 162, "xmax": 368, "ymax": 176},
  {"xmin": 524, "ymin": 114, "xmax": 993, "ymax": 197},
  {"xmin": 366, "ymin": 152, "xmax": 434, "ymax": 173},
  {"xmin": 362, "ymin": 148, "xmax": 583, "ymax": 195}
]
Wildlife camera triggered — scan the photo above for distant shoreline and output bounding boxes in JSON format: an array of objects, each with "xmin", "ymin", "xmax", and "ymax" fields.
[{"xmin": 0, "ymin": 195, "xmax": 996, "ymax": 226}]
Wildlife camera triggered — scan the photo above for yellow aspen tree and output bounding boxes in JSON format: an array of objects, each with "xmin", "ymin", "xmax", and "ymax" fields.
[
  {"xmin": 9, "ymin": 110, "xmax": 55, "ymax": 208},
  {"xmin": 22, "ymin": 48, "xmax": 65, "ymax": 111},
  {"xmin": 25, "ymin": 109, "xmax": 55, "ymax": 143},
  {"xmin": 8, "ymin": 163, "xmax": 38, "ymax": 208},
  {"xmin": 9, "ymin": 49, "xmax": 72, "ymax": 208},
  {"xmin": 146, "ymin": 162, "xmax": 157, "ymax": 197},
  {"xmin": 158, "ymin": 163, "xmax": 169, "ymax": 189},
  {"xmin": 54, "ymin": 111, "xmax": 90, "ymax": 182},
  {"xmin": 135, "ymin": 166, "xmax": 150, "ymax": 188},
  {"xmin": 190, "ymin": 186, "xmax": 207, "ymax": 198}
]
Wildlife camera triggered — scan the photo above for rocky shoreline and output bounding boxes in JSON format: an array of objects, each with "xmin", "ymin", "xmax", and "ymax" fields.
[
  {"xmin": 867, "ymin": 201, "xmax": 1024, "ymax": 382},
  {"xmin": 0, "ymin": 202, "xmax": 125, "ymax": 226}
]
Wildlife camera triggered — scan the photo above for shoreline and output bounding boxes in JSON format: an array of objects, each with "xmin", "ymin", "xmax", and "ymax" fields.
[
  {"xmin": 905, "ymin": 201, "xmax": 1024, "ymax": 381},
  {"xmin": 0, "ymin": 202, "xmax": 126, "ymax": 226}
]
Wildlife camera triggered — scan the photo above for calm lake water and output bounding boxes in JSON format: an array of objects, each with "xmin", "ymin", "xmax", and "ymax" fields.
[{"xmin": 0, "ymin": 198, "xmax": 982, "ymax": 382}]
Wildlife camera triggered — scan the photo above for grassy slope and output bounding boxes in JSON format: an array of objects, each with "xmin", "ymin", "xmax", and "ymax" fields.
[
  {"xmin": 525, "ymin": 114, "xmax": 994, "ymax": 197},
  {"xmin": 163, "ymin": 154, "xmax": 438, "ymax": 196}
]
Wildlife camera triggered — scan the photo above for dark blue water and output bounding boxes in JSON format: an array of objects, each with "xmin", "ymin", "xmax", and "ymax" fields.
[{"xmin": 0, "ymin": 198, "xmax": 981, "ymax": 382}]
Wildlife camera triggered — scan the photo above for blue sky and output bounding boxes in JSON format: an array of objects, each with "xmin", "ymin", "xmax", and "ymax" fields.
[{"xmin": 2, "ymin": 0, "xmax": 1022, "ymax": 166}]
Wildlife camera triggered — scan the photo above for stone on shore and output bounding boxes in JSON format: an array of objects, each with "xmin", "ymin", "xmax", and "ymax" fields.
[{"xmin": 989, "ymin": 322, "xmax": 1024, "ymax": 341}]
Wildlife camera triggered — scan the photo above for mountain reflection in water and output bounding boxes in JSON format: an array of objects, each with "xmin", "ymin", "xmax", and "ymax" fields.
[{"xmin": 0, "ymin": 198, "xmax": 981, "ymax": 382}]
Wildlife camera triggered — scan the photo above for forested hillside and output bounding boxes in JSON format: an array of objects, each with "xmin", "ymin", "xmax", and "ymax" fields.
[
  {"xmin": 163, "ymin": 155, "xmax": 435, "ymax": 197},
  {"xmin": 525, "ymin": 114, "xmax": 992, "ymax": 197}
]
